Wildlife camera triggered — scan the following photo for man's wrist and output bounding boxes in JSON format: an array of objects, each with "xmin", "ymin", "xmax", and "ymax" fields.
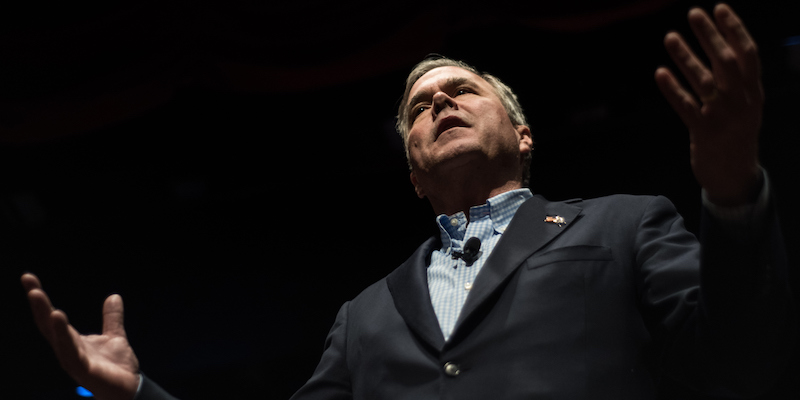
[
  {"xmin": 703, "ymin": 164, "xmax": 764, "ymax": 207},
  {"xmin": 702, "ymin": 168, "xmax": 769, "ymax": 224}
]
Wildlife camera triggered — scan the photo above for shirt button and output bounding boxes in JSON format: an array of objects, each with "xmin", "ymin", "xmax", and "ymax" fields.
[
  {"xmin": 443, "ymin": 362, "xmax": 461, "ymax": 376},
  {"xmin": 464, "ymin": 282, "xmax": 472, "ymax": 290},
  {"xmin": 450, "ymin": 218, "xmax": 459, "ymax": 227}
]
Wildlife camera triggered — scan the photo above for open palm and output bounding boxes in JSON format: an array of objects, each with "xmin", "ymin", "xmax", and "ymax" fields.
[{"xmin": 22, "ymin": 273, "xmax": 141, "ymax": 400}]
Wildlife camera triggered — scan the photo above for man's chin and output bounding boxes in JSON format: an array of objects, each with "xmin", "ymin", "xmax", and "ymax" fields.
[{"xmin": 426, "ymin": 148, "xmax": 485, "ymax": 173}]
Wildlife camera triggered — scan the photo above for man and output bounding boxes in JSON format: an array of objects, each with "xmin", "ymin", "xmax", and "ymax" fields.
[{"xmin": 21, "ymin": 4, "xmax": 795, "ymax": 399}]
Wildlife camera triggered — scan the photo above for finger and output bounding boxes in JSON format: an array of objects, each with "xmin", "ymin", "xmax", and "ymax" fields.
[
  {"xmin": 22, "ymin": 273, "xmax": 61, "ymax": 342},
  {"xmin": 22, "ymin": 273, "xmax": 93, "ymax": 379},
  {"xmin": 687, "ymin": 7, "xmax": 740, "ymax": 92},
  {"xmin": 663, "ymin": 31, "xmax": 716, "ymax": 100},
  {"xmin": 49, "ymin": 310, "xmax": 88, "ymax": 376},
  {"xmin": 102, "ymin": 294, "xmax": 128, "ymax": 338},
  {"xmin": 26, "ymin": 289, "xmax": 55, "ymax": 333},
  {"xmin": 713, "ymin": 4, "xmax": 763, "ymax": 100},
  {"xmin": 22, "ymin": 273, "xmax": 63, "ymax": 341},
  {"xmin": 655, "ymin": 67, "xmax": 701, "ymax": 127},
  {"xmin": 21, "ymin": 272, "xmax": 43, "ymax": 292}
]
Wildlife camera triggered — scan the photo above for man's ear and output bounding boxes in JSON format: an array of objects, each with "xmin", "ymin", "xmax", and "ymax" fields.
[
  {"xmin": 516, "ymin": 125, "xmax": 533, "ymax": 156},
  {"xmin": 410, "ymin": 171, "xmax": 426, "ymax": 199}
]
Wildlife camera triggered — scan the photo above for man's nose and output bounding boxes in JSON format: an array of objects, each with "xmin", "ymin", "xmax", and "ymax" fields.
[{"xmin": 431, "ymin": 91, "xmax": 456, "ymax": 119}]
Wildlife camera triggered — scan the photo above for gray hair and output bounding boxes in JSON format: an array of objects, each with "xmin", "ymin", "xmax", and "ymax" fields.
[{"xmin": 395, "ymin": 56, "xmax": 532, "ymax": 186}]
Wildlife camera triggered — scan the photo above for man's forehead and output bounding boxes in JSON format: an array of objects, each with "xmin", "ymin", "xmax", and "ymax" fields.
[{"xmin": 408, "ymin": 66, "xmax": 486, "ymax": 101}]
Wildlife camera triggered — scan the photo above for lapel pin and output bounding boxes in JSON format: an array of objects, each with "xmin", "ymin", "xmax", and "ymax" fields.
[{"xmin": 545, "ymin": 215, "xmax": 566, "ymax": 227}]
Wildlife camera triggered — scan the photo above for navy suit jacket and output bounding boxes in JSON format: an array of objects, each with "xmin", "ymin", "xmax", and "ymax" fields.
[
  {"xmin": 288, "ymin": 194, "xmax": 794, "ymax": 400},
  {"xmin": 138, "ymin": 194, "xmax": 794, "ymax": 399}
]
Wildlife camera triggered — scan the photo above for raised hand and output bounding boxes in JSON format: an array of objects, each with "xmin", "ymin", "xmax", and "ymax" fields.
[
  {"xmin": 21, "ymin": 273, "xmax": 141, "ymax": 400},
  {"xmin": 655, "ymin": 3, "xmax": 763, "ymax": 206}
]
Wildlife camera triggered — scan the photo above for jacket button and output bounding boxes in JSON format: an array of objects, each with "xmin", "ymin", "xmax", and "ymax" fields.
[{"xmin": 443, "ymin": 362, "xmax": 460, "ymax": 376}]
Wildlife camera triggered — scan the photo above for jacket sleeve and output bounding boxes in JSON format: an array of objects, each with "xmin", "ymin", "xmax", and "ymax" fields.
[
  {"xmin": 635, "ymin": 193, "xmax": 795, "ymax": 398},
  {"xmin": 289, "ymin": 302, "xmax": 353, "ymax": 400},
  {"xmin": 133, "ymin": 373, "xmax": 180, "ymax": 400}
]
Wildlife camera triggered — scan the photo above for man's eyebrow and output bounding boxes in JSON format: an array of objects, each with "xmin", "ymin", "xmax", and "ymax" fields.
[{"xmin": 407, "ymin": 76, "xmax": 473, "ymax": 111}]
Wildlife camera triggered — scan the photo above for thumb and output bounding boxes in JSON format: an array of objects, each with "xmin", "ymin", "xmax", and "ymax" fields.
[{"xmin": 102, "ymin": 294, "xmax": 127, "ymax": 338}]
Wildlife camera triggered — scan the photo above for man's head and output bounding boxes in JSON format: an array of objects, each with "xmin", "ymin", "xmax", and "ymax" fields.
[{"xmin": 395, "ymin": 57, "xmax": 533, "ymax": 198}]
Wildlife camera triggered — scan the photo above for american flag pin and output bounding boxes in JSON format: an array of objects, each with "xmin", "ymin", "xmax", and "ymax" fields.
[{"xmin": 544, "ymin": 215, "xmax": 566, "ymax": 227}]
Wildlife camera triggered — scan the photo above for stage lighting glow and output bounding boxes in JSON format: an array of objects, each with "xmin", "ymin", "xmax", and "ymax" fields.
[
  {"xmin": 76, "ymin": 386, "xmax": 93, "ymax": 397},
  {"xmin": 784, "ymin": 36, "xmax": 800, "ymax": 46}
]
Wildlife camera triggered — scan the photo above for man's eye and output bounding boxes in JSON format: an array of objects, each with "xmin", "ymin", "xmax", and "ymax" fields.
[
  {"xmin": 455, "ymin": 88, "xmax": 471, "ymax": 96},
  {"xmin": 412, "ymin": 105, "xmax": 428, "ymax": 117}
]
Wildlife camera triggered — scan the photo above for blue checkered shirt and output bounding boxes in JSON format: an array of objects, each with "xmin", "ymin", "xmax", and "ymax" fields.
[{"xmin": 428, "ymin": 188, "xmax": 533, "ymax": 340}]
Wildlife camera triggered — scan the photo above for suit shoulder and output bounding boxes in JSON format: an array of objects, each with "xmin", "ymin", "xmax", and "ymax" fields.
[
  {"xmin": 582, "ymin": 193, "xmax": 666, "ymax": 207},
  {"xmin": 349, "ymin": 275, "xmax": 391, "ymax": 303},
  {"xmin": 539, "ymin": 194, "xmax": 679, "ymax": 227},
  {"xmin": 544, "ymin": 193, "xmax": 669, "ymax": 211}
]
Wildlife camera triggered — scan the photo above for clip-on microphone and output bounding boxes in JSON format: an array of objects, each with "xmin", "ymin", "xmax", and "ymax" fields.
[{"xmin": 452, "ymin": 237, "xmax": 481, "ymax": 267}]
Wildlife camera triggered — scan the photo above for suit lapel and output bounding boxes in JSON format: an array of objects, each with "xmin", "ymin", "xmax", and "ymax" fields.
[
  {"xmin": 386, "ymin": 236, "xmax": 446, "ymax": 351},
  {"xmin": 448, "ymin": 195, "xmax": 583, "ymax": 344}
]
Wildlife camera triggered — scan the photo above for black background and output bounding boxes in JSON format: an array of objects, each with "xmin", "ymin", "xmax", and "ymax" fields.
[{"xmin": 3, "ymin": 0, "xmax": 799, "ymax": 398}]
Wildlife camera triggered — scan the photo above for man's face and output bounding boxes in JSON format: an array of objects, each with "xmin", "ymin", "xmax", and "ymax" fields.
[{"xmin": 405, "ymin": 66, "xmax": 531, "ymax": 197}]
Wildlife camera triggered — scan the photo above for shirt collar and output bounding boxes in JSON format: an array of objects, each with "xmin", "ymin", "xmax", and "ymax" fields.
[{"xmin": 435, "ymin": 188, "xmax": 533, "ymax": 247}]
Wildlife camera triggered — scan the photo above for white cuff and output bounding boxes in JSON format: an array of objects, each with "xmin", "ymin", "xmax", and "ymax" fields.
[
  {"xmin": 133, "ymin": 373, "xmax": 144, "ymax": 399},
  {"xmin": 701, "ymin": 168, "xmax": 770, "ymax": 224}
]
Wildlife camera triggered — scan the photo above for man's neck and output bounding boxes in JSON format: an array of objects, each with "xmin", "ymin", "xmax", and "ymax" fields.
[{"xmin": 426, "ymin": 180, "xmax": 523, "ymax": 221}]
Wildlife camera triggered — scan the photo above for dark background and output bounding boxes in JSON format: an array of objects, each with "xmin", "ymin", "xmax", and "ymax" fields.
[{"xmin": 3, "ymin": 0, "xmax": 799, "ymax": 398}]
